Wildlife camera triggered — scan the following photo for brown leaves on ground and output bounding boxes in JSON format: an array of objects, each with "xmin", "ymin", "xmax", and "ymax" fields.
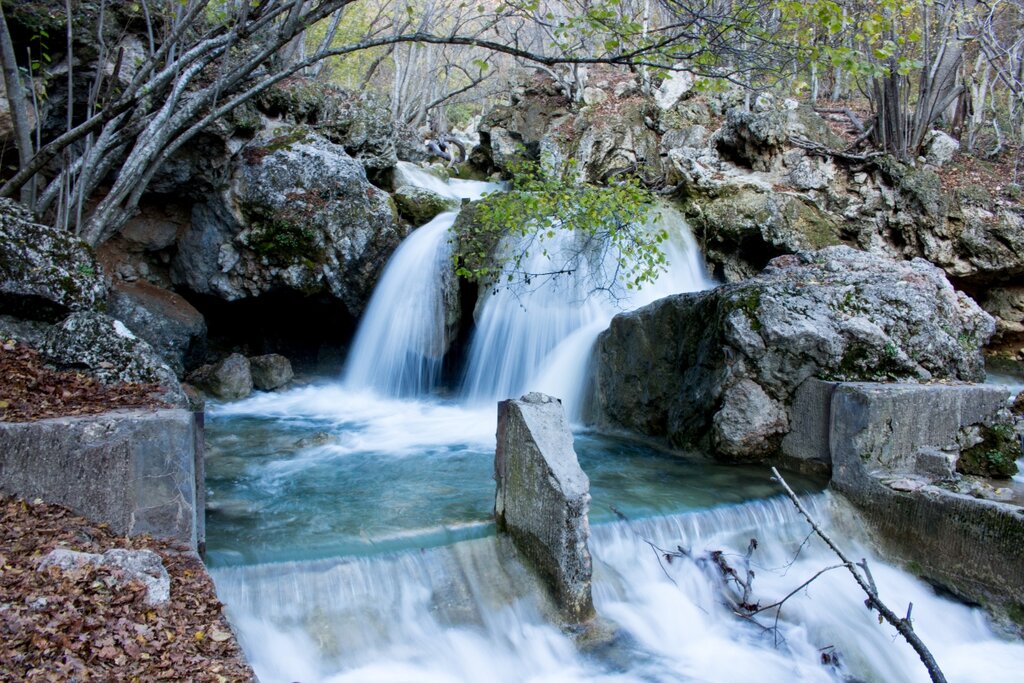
[
  {"xmin": 0, "ymin": 341, "xmax": 167, "ymax": 423},
  {"xmin": 0, "ymin": 495, "xmax": 255, "ymax": 682}
]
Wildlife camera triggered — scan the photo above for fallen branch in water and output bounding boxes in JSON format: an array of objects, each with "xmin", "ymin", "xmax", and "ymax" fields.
[{"xmin": 770, "ymin": 467, "xmax": 948, "ymax": 683}]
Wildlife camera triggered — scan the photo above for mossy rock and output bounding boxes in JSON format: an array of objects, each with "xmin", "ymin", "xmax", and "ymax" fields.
[
  {"xmin": 393, "ymin": 187, "xmax": 459, "ymax": 226},
  {"xmin": 958, "ymin": 423, "xmax": 1020, "ymax": 478}
]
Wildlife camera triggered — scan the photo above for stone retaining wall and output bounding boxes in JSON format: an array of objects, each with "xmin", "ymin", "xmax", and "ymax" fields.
[
  {"xmin": 782, "ymin": 380, "xmax": 1023, "ymax": 627},
  {"xmin": 0, "ymin": 409, "xmax": 204, "ymax": 550}
]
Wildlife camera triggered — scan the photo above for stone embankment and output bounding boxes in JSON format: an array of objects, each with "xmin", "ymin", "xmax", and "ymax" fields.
[
  {"xmin": 0, "ymin": 409, "xmax": 205, "ymax": 551},
  {"xmin": 788, "ymin": 380, "xmax": 1024, "ymax": 632}
]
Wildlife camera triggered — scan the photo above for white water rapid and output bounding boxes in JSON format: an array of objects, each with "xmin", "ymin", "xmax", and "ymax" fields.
[
  {"xmin": 211, "ymin": 495, "xmax": 1024, "ymax": 682},
  {"xmin": 207, "ymin": 163, "xmax": 1024, "ymax": 683}
]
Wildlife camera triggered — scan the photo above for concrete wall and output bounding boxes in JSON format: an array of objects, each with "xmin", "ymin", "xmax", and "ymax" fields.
[
  {"xmin": 782, "ymin": 379, "xmax": 1023, "ymax": 624},
  {"xmin": 0, "ymin": 409, "xmax": 204, "ymax": 550}
]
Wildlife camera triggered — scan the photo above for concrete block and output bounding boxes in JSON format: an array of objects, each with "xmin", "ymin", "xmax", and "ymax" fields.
[
  {"xmin": 780, "ymin": 378, "xmax": 836, "ymax": 472},
  {"xmin": 0, "ymin": 409, "xmax": 202, "ymax": 549},
  {"xmin": 826, "ymin": 382, "xmax": 1023, "ymax": 624},
  {"xmin": 495, "ymin": 393, "xmax": 594, "ymax": 622}
]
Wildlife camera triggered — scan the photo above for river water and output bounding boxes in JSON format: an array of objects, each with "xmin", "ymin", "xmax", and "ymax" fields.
[{"xmin": 206, "ymin": 164, "xmax": 1024, "ymax": 682}]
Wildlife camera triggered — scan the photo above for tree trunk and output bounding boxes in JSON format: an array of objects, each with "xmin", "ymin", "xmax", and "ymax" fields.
[{"xmin": 0, "ymin": 4, "xmax": 37, "ymax": 207}]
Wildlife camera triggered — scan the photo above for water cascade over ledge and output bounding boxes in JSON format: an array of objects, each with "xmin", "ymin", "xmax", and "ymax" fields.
[{"xmin": 205, "ymin": 165, "xmax": 1024, "ymax": 683}]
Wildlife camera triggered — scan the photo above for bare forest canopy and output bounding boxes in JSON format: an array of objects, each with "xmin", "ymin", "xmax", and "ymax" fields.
[{"xmin": 0, "ymin": 0, "xmax": 1021, "ymax": 246}]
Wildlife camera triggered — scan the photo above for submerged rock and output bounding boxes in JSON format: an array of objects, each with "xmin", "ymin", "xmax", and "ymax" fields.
[
  {"xmin": 495, "ymin": 393, "xmax": 594, "ymax": 623},
  {"xmin": 0, "ymin": 198, "xmax": 105, "ymax": 321},
  {"xmin": 590, "ymin": 246, "xmax": 994, "ymax": 461}
]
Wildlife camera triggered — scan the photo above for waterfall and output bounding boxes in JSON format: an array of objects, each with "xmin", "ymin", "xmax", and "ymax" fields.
[
  {"xmin": 211, "ymin": 494, "xmax": 1024, "ymax": 682},
  {"xmin": 342, "ymin": 164, "xmax": 501, "ymax": 397},
  {"xmin": 460, "ymin": 202, "xmax": 713, "ymax": 414}
]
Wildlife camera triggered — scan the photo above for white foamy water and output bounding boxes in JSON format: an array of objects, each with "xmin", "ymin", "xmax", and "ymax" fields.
[
  {"xmin": 342, "ymin": 165, "xmax": 501, "ymax": 397},
  {"xmin": 460, "ymin": 202, "xmax": 713, "ymax": 414},
  {"xmin": 212, "ymin": 495, "xmax": 1024, "ymax": 683}
]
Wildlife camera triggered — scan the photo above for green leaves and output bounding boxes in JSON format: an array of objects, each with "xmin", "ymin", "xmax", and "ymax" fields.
[{"xmin": 452, "ymin": 159, "xmax": 665, "ymax": 297}]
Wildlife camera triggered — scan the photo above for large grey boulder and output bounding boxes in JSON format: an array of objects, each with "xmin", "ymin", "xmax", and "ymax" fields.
[
  {"xmin": 495, "ymin": 393, "xmax": 594, "ymax": 622},
  {"xmin": 172, "ymin": 127, "xmax": 404, "ymax": 318},
  {"xmin": 249, "ymin": 353, "xmax": 293, "ymax": 391},
  {"xmin": 0, "ymin": 198, "xmax": 105, "ymax": 321},
  {"xmin": 590, "ymin": 246, "xmax": 994, "ymax": 461},
  {"xmin": 106, "ymin": 280, "xmax": 206, "ymax": 377},
  {"xmin": 38, "ymin": 312, "xmax": 186, "ymax": 407},
  {"xmin": 188, "ymin": 353, "xmax": 253, "ymax": 400},
  {"xmin": 38, "ymin": 548, "xmax": 171, "ymax": 606}
]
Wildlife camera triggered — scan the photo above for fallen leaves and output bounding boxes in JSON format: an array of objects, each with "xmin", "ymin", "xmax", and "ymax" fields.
[
  {"xmin": 0, "ymin": 495, "xmax": 255, "ymax": 682},
  {"xmin": 0, "ymin": 342, "xmax": 167, "ymax": 423}
]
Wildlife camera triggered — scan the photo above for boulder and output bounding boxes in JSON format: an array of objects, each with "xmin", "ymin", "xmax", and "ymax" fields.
[
  {"xmin": 654, "ymin": 70, "xmax": 695, "ymax": 110},
  {"xmin": 714, "ymin": 105, "xmax": 845, "ymax": 172},
  {"xmin": 249, "ymin": 354, "xmax": 293, "ymax": 391},
  {"xmin": 257, "ymin": 82, "xmax": 425, "ymax": 168},
  {"xmin": 188, "ymin": 353, "xmax": 253, "ymax": 400},
  {"xmin": 172, "ymin": 128, "xmax": 405, "ymax": 318},
  {"xmin": 686, "ymin": 187, "xmax": 844, "ymax": 281},
  {"xmin": 495, "ymin": 393, "xmax": 594, "ymax": 622},
  {"xmin": 393, "ymin": 186, "xmax": 460, "ymax": 225},
  {"xmin": 590, "ymin": 247, "xmax": 994, "ymax": 461},
  {"xmin": 582, "ymin": 86, "xmax": 608, "ymax": 106},
  {"xmin": 923, "ymin": 129, "xmax": 959, "ymax": 167},
  {"xmin": 38, "ymin": 312, "xmax": 186, "ymax": 407},
  {"xmin": 106, "ymin": 280, "xmax": 206, "ymax": 377},
  {"xmin": 0, "ymin": 198, "xmax": 105, "ymax": 322},
  {"xmin": 981, "ymin": 286, "xmax": 1024, "ymax": 349},
  {"xmin": 38, "ymin": 548, "xmax": 171, "ymax": 606}
]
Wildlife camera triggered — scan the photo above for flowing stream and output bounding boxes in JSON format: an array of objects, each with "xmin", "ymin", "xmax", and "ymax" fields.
[{"xmin": 206, "ymin": 165, "xmax": 1024, "ymax": 682}]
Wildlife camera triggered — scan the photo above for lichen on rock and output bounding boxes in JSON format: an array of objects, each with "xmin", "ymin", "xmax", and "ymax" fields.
[
  {"xmin": 0, "ymin": 198, "xmax": 105, "ymax": 322},
  {"xmin": 590, "ymin": 246, "xmax": 995, "ymax": 461}
]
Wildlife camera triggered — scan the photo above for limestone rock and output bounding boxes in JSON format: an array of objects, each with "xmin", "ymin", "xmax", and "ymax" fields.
[
  {"xmin": 393, "ymin": 186, "xmax": 460, "ymax": 225},
  {"xmin": 582, "ymin": 86, "xmax": 608, "ymax": 106},
  {"xmin": 249, "ymin": 354, "xmax": 293, "ymax": 391},
  {"xmin": 495, "ymin": 393, "xmax": 594, "ymax": 622},
  {"xmin": 590, "ymin": 246, "xmax": 994, "ymax": 461},
  {"xmin": 107, "ymin": 280, "xmax": 206, "ymax": 377},
  {"xmin": 714, "ymin": 105, "xmax": 846, "ymax": 173},
  {"xmin": 172, "ymin": 128, "xmax": 404, "ymax": 318},
  {"xmin": 188, "ymin": 353, "xmax": 252, "ymax": 400},
  {"xmin": 655, "ymin": 70, "xmax": 695, "ymax": 110},
  {"xmin": 39, "ymin": 312, "xmax": 186, "ymax": 407},
  {"xmin": 923, "ymin": 129, "xmax": 959, "ymax": 167},
  {"xmin": 38, "ymin": 548, "xmax": 171, "ymax": 606},
  {"xmin": 0, "ymin": 199, "xmax": 105, "ymax": 322}
]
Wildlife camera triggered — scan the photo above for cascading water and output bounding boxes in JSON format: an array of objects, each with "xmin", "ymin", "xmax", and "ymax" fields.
[
  {"xmin": 460, "ymin": 203, "xmax": 713, "ymax": 413},
  {"xmin": 205, "ymin": 165, "xmax": 1024, "ymax": 682},
  {"xmin": 343, "ymin": 163, "xmax": 501, "ymax": 397},
  {"xmin": 211, "ymin": 494, "xmax": 1024, "ymax": 682}
]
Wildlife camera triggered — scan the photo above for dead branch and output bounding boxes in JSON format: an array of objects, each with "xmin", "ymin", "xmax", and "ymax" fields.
[
  {"xmin": 770, "ymin": 467, "xmax": 948, "ymax": 683},
  {"xmin": 789, "ymin": 135, "xmax": 883, "ymax": 163},
  {"xmin": 813, "ymin": 107, "xmax": 865, "ymax": 133}
]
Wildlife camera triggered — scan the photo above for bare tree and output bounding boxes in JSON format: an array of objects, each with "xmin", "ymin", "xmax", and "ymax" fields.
[{"xmin": 0, "ymin": 0, "xmax": 734, "ymax": 247}]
